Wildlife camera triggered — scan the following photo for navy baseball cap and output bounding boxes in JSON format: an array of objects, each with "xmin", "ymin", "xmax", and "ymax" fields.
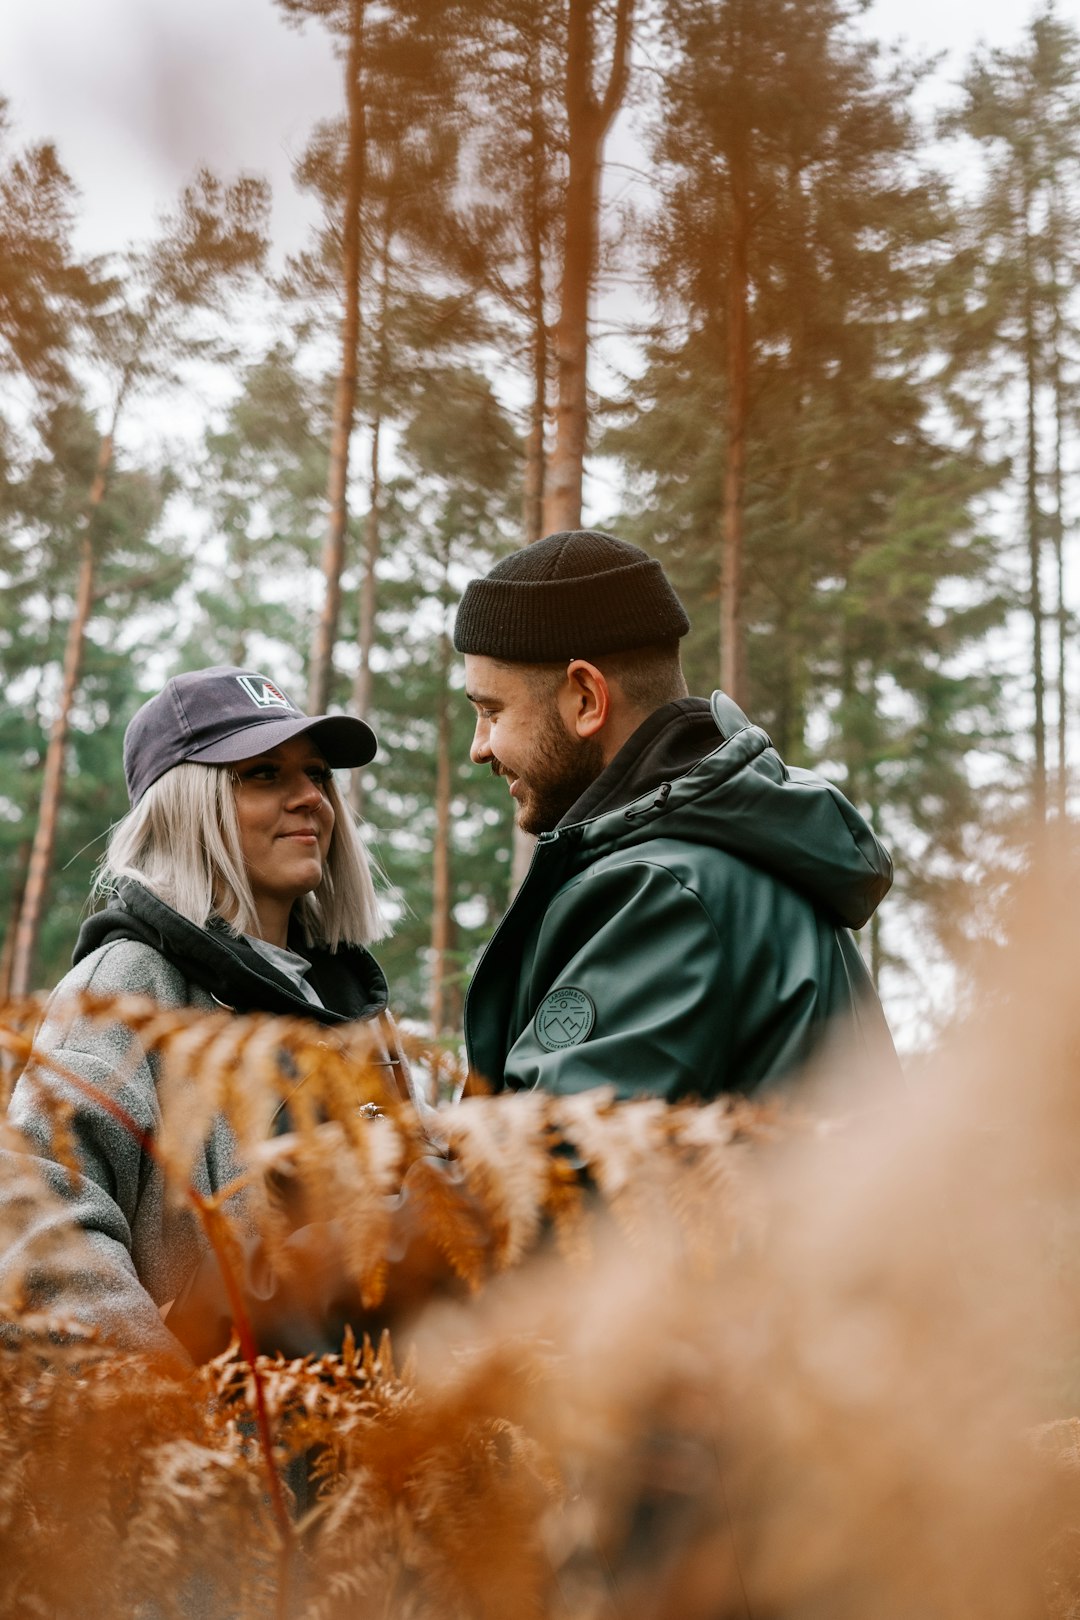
[{"xmin": 123, "ymin": 666, "xmax": 378, "ymax": 806}]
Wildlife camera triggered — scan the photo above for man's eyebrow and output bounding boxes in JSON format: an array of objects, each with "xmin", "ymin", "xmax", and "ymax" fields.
[{"xmin": 464, "ymin": 690, "xmax": 501, "ymax": 706}]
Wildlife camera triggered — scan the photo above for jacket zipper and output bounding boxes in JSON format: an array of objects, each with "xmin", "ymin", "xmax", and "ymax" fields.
[
  {"xmin": 462, "ymin": 831, "xmax": 564, "ymax": 1054},
  {"xmin": 624, "ymin": 780, "xmax": 673, "ymax": 818}
]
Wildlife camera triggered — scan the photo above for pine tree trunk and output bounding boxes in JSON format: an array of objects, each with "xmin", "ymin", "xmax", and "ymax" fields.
[
  {"xmin": 544, "ymin": 0, "xmax": 594, "ymax": 534},
  {"xmin": 511, "ymin": 55, "xmax": 551, "ymax": 898},
  {"xmin": 349, "ymin": 417, "xmax": 381, "ymax": 818},
  {"xmin": 231, "ymin": 526, "xmax": 252, "ymax": 667},
  {"xmin": 772, "ymin": 153, "xmax": 809, "ymax": 759},
  {"xmin": 1049, "ymin": 214, "xmax": 1068, "ymax": 816},
  {"xmin": 543, "ymin": 0, "xmax": 632, "ymax": 534},
  {"xmin": 1022, "ymin": 192, "xmax": 1046, "ymax": 823},
  {"xmin": 838, "ymin": 644, "xmax": 881, "ymax": 982},
  {"xmin": 721, "ymin": 136, "xmax": 750, "ymax": 704},
  {"xmin": 349, "ymin": 200, "xmax": 392, "ymax": 817},
  {"xmin": 309, "ymin": 0, "xmax": 366, "ymax": 715},
  {"xmin": 522, "ymin": 59, "xmax": 549, "ymax": 547},
  {"xmin": 446, "ymin": 907, "xmax": 463, "ymax": 1035},
  {"xmin": 1053, "ymin": 398, "xmax": 1067, "ymax": 818},
  {"xmin": 10, "ymin": 429, "xmax": 115, "ymax": 997},
  {"xmin": 429, "ymin": 624, "xmax": 453, "ymax": 1037}
]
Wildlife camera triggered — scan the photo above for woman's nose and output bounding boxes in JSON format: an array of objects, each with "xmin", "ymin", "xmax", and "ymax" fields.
[{"xmin": 286, "ymin": 772, "xmax": 325, "ymax": 806}]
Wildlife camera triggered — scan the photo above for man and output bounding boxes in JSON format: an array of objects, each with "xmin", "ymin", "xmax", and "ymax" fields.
[{"xmin": 454, "ymin": 528, "xmax": 896, "ymax": 1101}]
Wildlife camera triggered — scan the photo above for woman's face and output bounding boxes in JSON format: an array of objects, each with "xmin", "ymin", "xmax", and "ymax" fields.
[{"xmin": 231, "ymin": 734, "xmax": 335, "ymax": 943}]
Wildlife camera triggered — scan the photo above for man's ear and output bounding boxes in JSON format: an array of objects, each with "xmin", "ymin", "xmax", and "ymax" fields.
[{"xmin": 561, "ymin": 660, "xmax": 610, "ymax": 740}]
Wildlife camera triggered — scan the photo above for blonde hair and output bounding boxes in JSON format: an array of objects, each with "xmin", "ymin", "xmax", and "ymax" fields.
[{"xmin": 96, "ymin": 762, "xmax": 388, "ymax": 949}]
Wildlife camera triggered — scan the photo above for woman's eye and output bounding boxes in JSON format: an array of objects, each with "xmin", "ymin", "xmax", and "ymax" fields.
[{"xmin": 309, "ymin": 769, "xmax": 332, "ymax": 787}]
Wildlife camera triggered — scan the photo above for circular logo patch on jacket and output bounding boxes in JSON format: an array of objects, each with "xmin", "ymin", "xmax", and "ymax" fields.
[{"xmin": 534, "ymin": 986, "xmax": 596, "ymax": 1051}]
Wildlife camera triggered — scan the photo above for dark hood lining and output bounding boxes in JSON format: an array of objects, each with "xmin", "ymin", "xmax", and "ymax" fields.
[
  {"xmin": 559, "ymin": 697, "xmax": 720, "ymax": 827},
  {"xmin": 74, "ymin": 878, "xmax": 387, "ymax": 1024}
]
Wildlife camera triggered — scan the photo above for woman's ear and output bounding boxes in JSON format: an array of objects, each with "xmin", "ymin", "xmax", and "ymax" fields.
[{"xmin": 562, "ymin": 660, "xmax": 610, "ymax": 740}]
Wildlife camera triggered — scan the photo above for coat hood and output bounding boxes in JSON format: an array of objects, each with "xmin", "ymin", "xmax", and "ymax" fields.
[
  {"xmin": 552, "ymin": 692, "xmax": 892, "ymax": 931},
  {"xmin": 74, "ymin": 877, "xmax": 388, "ymax": 1024}
]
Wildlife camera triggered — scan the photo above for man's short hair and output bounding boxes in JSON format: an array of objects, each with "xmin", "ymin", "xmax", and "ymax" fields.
[
  {"xmin": 596, "ymin": 641, "xmax": 688, "ymax": 710},
  {"xmin": 503, "ymin": 640, "xmax": 688, "ymax": 715}
]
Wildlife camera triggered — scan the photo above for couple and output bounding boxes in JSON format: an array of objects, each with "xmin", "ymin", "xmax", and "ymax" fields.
[{"xmin": 5, "ymin": 531, "xmax": 894, "ymax": 1362}]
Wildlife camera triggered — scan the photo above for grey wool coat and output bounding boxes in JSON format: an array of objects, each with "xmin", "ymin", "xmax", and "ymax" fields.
[{"xmin": 0, "ymin": 879, "xmax": 391, "ymax": 1364}]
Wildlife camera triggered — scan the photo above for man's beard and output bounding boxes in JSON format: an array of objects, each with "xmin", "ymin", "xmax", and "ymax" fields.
[{"xmin": 496, "ymin": 707, "xmax": 605, "ymax": 836}]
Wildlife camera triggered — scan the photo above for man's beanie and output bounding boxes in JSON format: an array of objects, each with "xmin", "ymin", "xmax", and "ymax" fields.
[{"xmin": 453, "ymin": 530, "xmax": 690, "ymax": 662}]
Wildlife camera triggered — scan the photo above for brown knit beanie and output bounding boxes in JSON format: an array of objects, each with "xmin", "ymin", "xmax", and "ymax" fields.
[{"xmin": 453, "ymin": 530, "xmax": 690, "ymax": 662}]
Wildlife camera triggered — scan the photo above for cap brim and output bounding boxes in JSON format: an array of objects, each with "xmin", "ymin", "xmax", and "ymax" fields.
[{"xmin": 186, "ymin": 713, "xmax": 378, "ymax": 769}]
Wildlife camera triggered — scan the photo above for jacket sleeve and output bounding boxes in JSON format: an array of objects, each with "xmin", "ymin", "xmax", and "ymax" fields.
[
  {"xmin": 0, "ymin": 949, "xmax": 201, "ymax": 1367},
  {"xmin": 502, "ymin": 858, "xmax": 733, "ymax": 1103}
]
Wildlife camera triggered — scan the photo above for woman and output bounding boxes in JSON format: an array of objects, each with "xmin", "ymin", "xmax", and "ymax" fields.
[{"xmin": 3, "ymin": 665, "xmax": 410, "ymax": 1366}]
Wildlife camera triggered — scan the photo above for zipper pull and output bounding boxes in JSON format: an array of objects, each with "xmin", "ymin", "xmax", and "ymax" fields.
[{"xmin": 624, "ymin": 781, "xmax": 672, "ymax": 819}]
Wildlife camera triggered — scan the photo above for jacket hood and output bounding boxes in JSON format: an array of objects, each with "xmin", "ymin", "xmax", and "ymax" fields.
[
  {"xmin": 74, "ymin": 877, "xmax": 388, "ymax": 1024},
  {"xmin": 551, "ymin": 692, "xmax": 892, "ymax": 930}
]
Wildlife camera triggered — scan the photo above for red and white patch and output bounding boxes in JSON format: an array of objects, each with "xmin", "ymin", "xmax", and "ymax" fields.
[{"xmin": 236, "ymin": 675, "xmax": 296, "ymax": 711}]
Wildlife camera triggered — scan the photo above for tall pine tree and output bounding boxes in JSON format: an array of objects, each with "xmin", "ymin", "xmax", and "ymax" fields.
[
  {"xmin": 606, "ymin": 0, "xmax": 1008, "ymax": 996},
  {"xmin": 944, "ymin": 6, "xmax": 1080, "ymax": 823}
]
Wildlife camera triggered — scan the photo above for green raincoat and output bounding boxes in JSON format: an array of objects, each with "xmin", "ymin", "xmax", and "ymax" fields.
[{"xmin": 464, "ymin": 692, "xmax": 896, "ymax": 1101}]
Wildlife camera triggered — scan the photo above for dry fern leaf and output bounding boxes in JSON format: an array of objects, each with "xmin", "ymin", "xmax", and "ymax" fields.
[
  {"xmin": 437, "ymin": 1090, "xmax": 553, "ymax": 1268},
  {"xmin": 660, "ymin": 1096, "xmax": 774, "ymax": 1268},
  {"xmin": 393, "ymin": 1153, "xmax": 494, "ymax": 1292}
]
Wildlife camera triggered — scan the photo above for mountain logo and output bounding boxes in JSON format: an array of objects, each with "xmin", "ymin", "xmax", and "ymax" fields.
[
  {"xmin": 534, "ymin": 986, "xmax": 596, "ymax": 1052},
  {"xmin": 236, "ymin": 675, "xmax": 296, "ymax": 711}
]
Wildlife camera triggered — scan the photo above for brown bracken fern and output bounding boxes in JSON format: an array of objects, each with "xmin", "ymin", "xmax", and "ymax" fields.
[{"xmin": 6, "ymin": 862, "xmax": 1080, "ymax": 1620}]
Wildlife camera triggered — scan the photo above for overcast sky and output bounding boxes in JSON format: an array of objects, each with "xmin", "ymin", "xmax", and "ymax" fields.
[{"xmin": 2, "ymin": 0, "xmax": 1044, "ymax": 263}]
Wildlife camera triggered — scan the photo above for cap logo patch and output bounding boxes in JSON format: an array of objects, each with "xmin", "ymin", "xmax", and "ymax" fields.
[
  {"xmin": 534, "ymin": 986, "xmax": 595, "ymax": 1052},
  {"xmin": 236, "ymin": 675, "xmax": 295, "ymax": 711}
]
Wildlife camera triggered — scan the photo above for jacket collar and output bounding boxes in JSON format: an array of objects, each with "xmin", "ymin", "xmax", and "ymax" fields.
[
  {"xmin": 557, "ymin": 696, "xmax": 720, "ymax": 827},
  {"xmin": 74, "ymin": 878, "xmax": 388, "ymax": 1024}
]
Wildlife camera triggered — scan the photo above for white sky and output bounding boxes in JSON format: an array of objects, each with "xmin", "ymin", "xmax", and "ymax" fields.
[
  {"xmin": 1, "ymin": 0, "xmax": 1046, "ymax": 265},
  {"xmin": 3, "ymin": 0, "xmax": 339, "ymax": 260}
]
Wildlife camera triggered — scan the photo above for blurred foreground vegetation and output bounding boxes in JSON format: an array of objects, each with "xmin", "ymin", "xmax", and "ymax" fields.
[{"xmin": 6, "ymin": 849, "xmax": 1080, "ymax": 1615}]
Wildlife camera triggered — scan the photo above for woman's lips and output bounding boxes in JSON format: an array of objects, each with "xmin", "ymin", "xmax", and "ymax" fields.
[{"xmin": 279, "ymin": 830, "xmax": 318, "ymax": 842}]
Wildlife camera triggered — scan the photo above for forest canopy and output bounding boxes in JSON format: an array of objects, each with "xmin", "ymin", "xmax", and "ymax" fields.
[{"xmin": 1, "ymin": 1, "xmax": 1078, "ymax": 1048}]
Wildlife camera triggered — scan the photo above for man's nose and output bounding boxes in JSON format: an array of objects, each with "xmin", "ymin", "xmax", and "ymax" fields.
[{"xmin": 470, "ymin": 718, "xmax": 491, "ymax": 765}]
